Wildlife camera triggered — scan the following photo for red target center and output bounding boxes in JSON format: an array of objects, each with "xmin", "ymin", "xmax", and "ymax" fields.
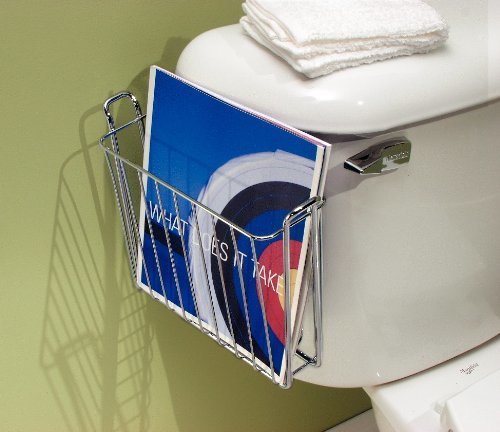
[{"xmin": 257, "ymin": 240, "xmax": 302, "ymax": 344}]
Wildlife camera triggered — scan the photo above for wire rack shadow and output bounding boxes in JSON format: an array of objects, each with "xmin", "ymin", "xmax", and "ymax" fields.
[{"xmin": 99, "ymin": 92, "xmax": 324, "ymax": 388}]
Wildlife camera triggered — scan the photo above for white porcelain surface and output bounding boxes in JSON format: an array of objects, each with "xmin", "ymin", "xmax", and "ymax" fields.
[
  {"xmin": 442, "ymin": 369, "xmax": 500, "ymax": 432},
  {"xmin": 177, "ymin": 0, "xmax": 500, "ymax": 388},
  {"xmin": 296, "ymin": 101, "xmax": 500, "ymax": 386},
  {"xmin": 364, "ymin": 335, "xmax": 500, "ymax": 432},
  {"xmin": 176, "ymin": 1, "xmax": 500, "ymax": 134}
]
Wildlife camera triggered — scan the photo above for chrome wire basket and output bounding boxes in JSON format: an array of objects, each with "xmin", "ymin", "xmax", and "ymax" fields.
[{"xmin": 99, "ymin": 92, "xmax": 324, "ymax": 388}]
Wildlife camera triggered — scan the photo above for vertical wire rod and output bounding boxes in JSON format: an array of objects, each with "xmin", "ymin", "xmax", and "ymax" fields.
[
  {"xmin": 121, "ymin": 163, "xmax": 141, "ymax": 256},
  {"xmin": 116, "ymin": 155, "xmax": 142, "ymax": 276},
  {"xmin": 106, "ymin": 112, "xmax": 138, "ymax": 269},
  {"xmin": 172, "ymin": 192, "xmax": 203, "ymax": 330},
  {"xmin": 311, "ymin": 204, "xmax": 323, "ymax": 367},
  {"xmin": 191, "ymin": 204, "xmax": 220, "ymax": 343},
  {"xmin": 105, "ymin": 154, "xmax": 153, "ymax": 296},
  {"xmin": 282, "ymin": 221, "xmax": 293, "ymax": 388},
  {"xmin": 230, "ymin": 227, "xmax": 256, "ymax": 365},
  {"xmin": 250, "ymin": 238, "xmax": 276, "ymax": 384},
  {"xmin": 121, "ymin": 162, "xmax": 151, "ymax": 287},
  {"xmin": 107, "ymin": 130, "xmax": 137, "ymax": 274},
  {"xmin": 103, "ymin": 150, "xmax": 137, "ymax": 280},
  {"xmin": 130, "ymin": 94, "xmax": 145, "ymax": 147},
  {"xmin": 154, "ymin": 181, "xmax": 185, "ymax": 315},
  {"xmin": 210, "ymin": 215, "xmax": 238, "ymax": 354},
  {"xmin": 125, "ymin": 173, "xmax": 154, "ymax": 298},
  {"xmin": 138, "ymin": 173, "xmax": 169, "ymax": 305}
]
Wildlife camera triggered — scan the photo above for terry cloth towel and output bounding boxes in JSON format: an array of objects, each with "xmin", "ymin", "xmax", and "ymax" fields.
[{"xmin": 240, "ymin": 0, "xmax": 449, "ymax": 78}]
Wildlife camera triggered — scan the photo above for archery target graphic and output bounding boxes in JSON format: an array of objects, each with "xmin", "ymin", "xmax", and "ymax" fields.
[
  {"xmin": 189, "ymin": 151, "xmax": 314, "ymax": 367},
  {"xmin": 256, "ymin": 239, "xmax": 302, "ymax": 345}
]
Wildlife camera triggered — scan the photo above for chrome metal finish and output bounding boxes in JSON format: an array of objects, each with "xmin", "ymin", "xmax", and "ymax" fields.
[
  {"xmin": 154, "ymin": 181, "xmax": 185, "ymax": 315},
  {"xmin": 230, "ymin": 226, "xmax": 256, "ymax": 363},
  {"xmin": 99, "ymin": 92, "xmax": 325, "ymax": 389},
  {"xmin": 173, "ymin": 192, "xmax": 204, "ymax": 331},
  {"xmin": 282, "ymin": 219, "xmax": 292, "ymax": 386},
  {"xmin": 250, "ymin": 237, "xmax": 277, "ymax": 384},
  {"xmin": 344, "ymin": 138, "xmax": 411, "ymax": 175},
  {"xmin": 311, "ymin": 204, "xmax": 323, "ymax": 367}
]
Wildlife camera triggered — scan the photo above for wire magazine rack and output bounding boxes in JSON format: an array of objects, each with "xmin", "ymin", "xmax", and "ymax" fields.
[{"xmin": 99, "ymin": 92, "xmax": 324, "ymax": 388}]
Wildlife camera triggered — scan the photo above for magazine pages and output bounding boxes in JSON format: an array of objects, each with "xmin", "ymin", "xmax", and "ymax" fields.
[{"xmin": 137, "ymin": 66, "xmax": 331, "ymax": 384}]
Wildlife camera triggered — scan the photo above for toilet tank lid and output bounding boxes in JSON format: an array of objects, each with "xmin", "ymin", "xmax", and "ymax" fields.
[{"xmin": 176, "ymin": 3, "xmax": 499, "ymax": 134}]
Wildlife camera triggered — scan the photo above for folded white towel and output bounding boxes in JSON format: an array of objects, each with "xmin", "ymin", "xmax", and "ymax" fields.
[
  {"xmin": 240, "ymin": 0, "xmax": 449, "ymax": 78},
  {"xmin": 241, "ymin": 16, "xmax": 445, "ymax": 77}
]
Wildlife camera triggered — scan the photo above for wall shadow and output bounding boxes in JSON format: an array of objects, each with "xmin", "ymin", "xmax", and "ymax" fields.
[
  {"xmin": 37, "ymin": 36, "xmax": 190, "ymax": 431},
  {"xmin": 38, "ymin": 30, "xmax": 370, "ymax": 432},
  {"xmin": 39, "ymin": 103, "xmax": 154, "ymax": 432}
]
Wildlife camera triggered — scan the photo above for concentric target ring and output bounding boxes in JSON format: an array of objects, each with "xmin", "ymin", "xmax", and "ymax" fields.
[{"xmin": 189, "ymin": 151, "xmax": 314, "ymax": 367}]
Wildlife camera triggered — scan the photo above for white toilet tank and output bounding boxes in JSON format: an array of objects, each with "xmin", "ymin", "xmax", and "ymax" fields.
[{"xmin": 176, "ymin": 0, "xmax": 500, "ymax": 387}]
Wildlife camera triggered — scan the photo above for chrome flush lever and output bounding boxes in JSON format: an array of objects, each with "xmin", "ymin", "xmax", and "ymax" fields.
[{"xmin": 344, "ymin": 138, "xmax": 411, "ymax": 175}]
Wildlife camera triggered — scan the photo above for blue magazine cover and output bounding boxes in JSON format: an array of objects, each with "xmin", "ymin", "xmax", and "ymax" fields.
[{"xmin": 137, "ymin": 66, "xmax": 330, "ymax": 383}]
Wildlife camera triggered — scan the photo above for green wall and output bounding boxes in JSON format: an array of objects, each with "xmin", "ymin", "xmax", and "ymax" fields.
[{"xmin": 0, "ymin": 1, "xmax": 370, "ymax": 431}]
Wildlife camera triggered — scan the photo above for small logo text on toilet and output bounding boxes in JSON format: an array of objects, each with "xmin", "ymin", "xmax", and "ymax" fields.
[{"xmin": 459, "ymin": 362, "xmax": 479, "ymax": 375}]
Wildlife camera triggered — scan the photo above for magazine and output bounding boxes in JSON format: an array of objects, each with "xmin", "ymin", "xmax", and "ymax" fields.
[{"xmin": 137, "ymin": 66, "xmax": 330, "ymax": 383}]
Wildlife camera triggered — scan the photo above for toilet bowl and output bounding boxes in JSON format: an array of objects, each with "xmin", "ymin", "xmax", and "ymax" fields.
[{"xmin": 175, "ymin": 1, "xmax": 500, "ymax": 430}]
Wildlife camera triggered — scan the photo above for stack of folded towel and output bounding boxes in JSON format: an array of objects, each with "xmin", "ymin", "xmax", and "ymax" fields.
[{"xmin": 240, "ymin": 0, "xmax": 449, "ymax": 78}]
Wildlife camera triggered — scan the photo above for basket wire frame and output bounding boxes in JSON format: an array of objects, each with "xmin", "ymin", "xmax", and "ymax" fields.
[{"xmin": 100, "ymin": 92, "xmax": 324, "ymax": 388}]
